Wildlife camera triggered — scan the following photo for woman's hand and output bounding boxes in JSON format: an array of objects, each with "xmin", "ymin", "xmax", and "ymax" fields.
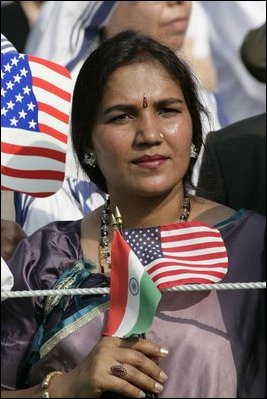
[{"xmin": 50, "ymin": 336, "xmax": 168, "ymax": 398}]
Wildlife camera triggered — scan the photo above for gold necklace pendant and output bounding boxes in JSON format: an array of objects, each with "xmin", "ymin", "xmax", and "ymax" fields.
[
  {"xmin": 98, "ymin": 198, "xmax": 111, "ymax": 285},
  {"xmin": 178, "ymin": 194, "xmax": 191, "ymax": 222}
]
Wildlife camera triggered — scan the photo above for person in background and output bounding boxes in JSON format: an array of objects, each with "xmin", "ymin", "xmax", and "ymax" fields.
[
  {"xmin": 196, "ymin": 22, "xmax": 266, "ymax": 215},
  {"xmin": 15, "ymin": 0, "xmax": 221, "ymax": 235},
  {"xmin": 1, "ymin": 1, "xmax": 44, "ymax": 52},
  {"xmin": 180, "ymin": 0, "xmax": 217, "ymax": 93},
  {"xmin": 200, "ymin": 1, "xmax": 266, "ymax": 126},
  {"xmin": 1, "ymin": 30, "xmax": 265, "ymax": 398},
  {"xmin": 240, "ymin": 22, "xmax": 266, "ymax": 84},
  {"xmin": 196, "ymin": 113, "xmax": 266, "ymax": 215}
]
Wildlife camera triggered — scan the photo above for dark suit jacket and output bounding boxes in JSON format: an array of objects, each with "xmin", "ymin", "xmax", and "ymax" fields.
[{"xmin": 197, "ymin": 113, "xmax": 266, "ymax": 215}]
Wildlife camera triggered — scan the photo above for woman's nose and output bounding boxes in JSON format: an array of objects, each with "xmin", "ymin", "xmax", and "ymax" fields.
[{"xmin": 135, "ymin": 116, "xmax": 164, "ymax": 145}]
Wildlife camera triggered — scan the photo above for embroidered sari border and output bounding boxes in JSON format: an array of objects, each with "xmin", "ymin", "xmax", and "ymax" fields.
[{"xmin": 40, "ymin": 300, "xmax": 110, "ymax": 358}]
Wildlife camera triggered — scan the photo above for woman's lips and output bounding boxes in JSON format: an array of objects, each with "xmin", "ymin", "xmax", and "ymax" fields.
[{"xmin": 133, "ymin": 155, "xmax": 168, "ymax": 169}]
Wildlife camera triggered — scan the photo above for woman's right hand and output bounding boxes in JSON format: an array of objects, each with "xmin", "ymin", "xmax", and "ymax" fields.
[{"xmin": 50, "ymin": 335, "xmax": 169, "ymax": 398}]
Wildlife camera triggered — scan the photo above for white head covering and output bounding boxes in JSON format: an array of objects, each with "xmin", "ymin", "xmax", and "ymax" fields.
[{"xmin": 25, "ymin": 1, "xmax": 118, "ymax": 79}]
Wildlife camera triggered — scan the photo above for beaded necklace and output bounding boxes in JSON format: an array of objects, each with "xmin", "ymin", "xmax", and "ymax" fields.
[{"xmin": 98, "ymin": 194, "xmax": 191, "ymax": 284}]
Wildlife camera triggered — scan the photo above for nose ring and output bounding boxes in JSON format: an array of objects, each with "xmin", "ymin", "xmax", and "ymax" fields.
[{"xmin": 159, "ymin": 133, "xmax": 164, "ymax": 139}]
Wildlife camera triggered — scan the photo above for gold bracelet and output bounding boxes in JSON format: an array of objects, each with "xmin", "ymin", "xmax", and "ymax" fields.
[{"xmin": 41, "ymin": 371, "xmax": 65, "ymax": 398}]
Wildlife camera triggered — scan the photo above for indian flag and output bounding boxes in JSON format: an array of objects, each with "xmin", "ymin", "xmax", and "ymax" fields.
[{"xmin": 103, "ymin": 229, "xmax": 161, "ymax": 338}]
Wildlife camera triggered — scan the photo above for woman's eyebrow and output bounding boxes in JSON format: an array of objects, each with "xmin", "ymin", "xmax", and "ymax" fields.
[
  {"xmin": 156, "ymin": 97, "xmax": 184, "ymax": 107},
  {"xmin": 102, "ymin": 97, "xmax": 184, "ymax": 115},
  {"xmin": 103, "ymin": 104, "xmax": 137, "ymax": 115}
]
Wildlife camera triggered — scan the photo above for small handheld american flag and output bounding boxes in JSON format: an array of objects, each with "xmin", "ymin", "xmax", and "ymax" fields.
[
  {"xmin": 124, "ymin": 221, "xmax": 228, "ymax": 290},
  {"xmin": 1, "ymin": 34, "xmax": 72, "ymax": 197}
]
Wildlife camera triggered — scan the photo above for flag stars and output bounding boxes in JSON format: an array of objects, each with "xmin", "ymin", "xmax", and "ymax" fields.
[
  {"xmin": 27, "ymin": 101, "xmax": 36, "ymax": 111},
  {"xmin": 13, "ymin": 73, "xmax": 22, "ymax": 83},
  {"xmin": 18, "ymin": 109, "xmax": 27, "ymax": 119},
  {"xmin": 4, "ymin": 63, "xmax": 12, "ymax": 72},
  {"xmin": 1, "ymin": 70, "xmax": 6, "ymax": 79},
  {"xmin": 10, "ymin": 57, "xmax": 19, "ymax": 66},
  {"xmin": 15, "ymin": 93, "xmax": 24, "ymax": 102},
  {"xmin": 10, "ymin": 116, "xmax": 18, "ymax": 126},
  {"xmin": 20, "ymin": 67, "xmax": 28, "ymax": 77},
  {"xmin": 1, "ymin": 107, "xmax": 8, "ymax": 116},
  {"xmin": 23, "ymin": 86, "xmax": 31, "ymax": 95},
  {"xmin": 1, "ymin": 87, "xmax": 7, "ymax": 97},
  {"xmin": 6, "ymin": 80, "xmax": 15, "ymax": 90},
  {"xmin": 6, "ymin": 100, "xmax": 15, "ymax": 110},
  {"xmin": 28, "ymin": 119, "xmax": 37, "ymax": 129}
]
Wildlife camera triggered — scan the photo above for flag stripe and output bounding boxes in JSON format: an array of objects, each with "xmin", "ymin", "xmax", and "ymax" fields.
[
  {"xmin": 113, "ymin": 250, "xmax": 143, "ymax": 337},
  {"xmin": 126, "ymin": 270, "xmax": 161, "ymax": 337},
  {"xmin": 162, "ymin": 247, "xmax": 226, "ymax": 257},
  {"xmin": 29, "ymin": 58, "xmax": 72, "ymax": 93},
  {"xmin": 32, "ymin": 77, "xmax": 71, "ymax": 102},
  {"xmin": 1, "ymin": 165, "xmax": 64, "ymax": 180},
  {"xmin": 33, "ymin": 87, "xmax": 70, "ymax": 115},
  {"xmin": 38, "ymin": 102, "xmax": 69, "ymax": 124},
  {"xmin": 38, "ymin": 111, "xmax": 69, "ymax": 136},
  {"xmin": 1, "ymin": 186, "xmax": 54, "ymax": 197},
  {"xmin": 148, "ymin": 265, "xmax": 228, "ymax": 278},
  {"xmin": 1, "ymin": 152, "xmax": 65, "ymax": 171},
  {"xmin": 162, "ymin": 236, "xmax": 224, "ymax": 248},
  {"xmin": 1, "ymin": 141, "xmax": 66, "ymax": 162},
  {"xmin": 161, "ymin": 226, "xmax": 221, "ymax": 236},
  {"xmin": 163, "ymin": 242, "xmax": 225, "ymax": 252},
  {"xmin": 156, "ymin": 276, "xmax": 223, "ymax": 289},
  {"xmin": 38, "ymin": 123, "xmax": 68, "ymax": 144},
  {"xmin": 28, "ymin": 55, "xmax": 71, "ymax": 78},
  {"xmin": 1, "ymin": 128, "xmax": 66, "ymax": 151},
  {"xmin": 162, "ymin": 252, "xmax": 227, "ymax": 262},
  {"xmin": 104, "ymin": 230, "xmax": 129, "ymax": 335},
  {"xmin": 146, "ymin": 257, "xmax": 228, "ymax": 272},
  {"xmin": 1, "ymin": 174, "xmax": 63, "ymax": 192},
  {"xmin": 155, "ymin": 268, "xmax": 226, "ymax": 280}
]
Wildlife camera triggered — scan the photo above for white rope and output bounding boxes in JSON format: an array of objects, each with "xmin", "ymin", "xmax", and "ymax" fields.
[{"xmin": 1, "ymin": 281, "xmax": 265, "ymax": 300}]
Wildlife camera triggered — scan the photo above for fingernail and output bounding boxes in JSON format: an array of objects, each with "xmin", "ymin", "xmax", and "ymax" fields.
[
  {"xmin": 139, "ymin": 391, "xmax": 146, "ymax": 398},
  {"xmin": 159, "ymin": 371, "xmax": 168, "ymax": 382},
  {"xmin": 160, "ymin": 347, "xmax": 169, "ymax": 356},
  {"xmin": 155, "ymin": 383, "xmax": 164, "ymax": 393}
]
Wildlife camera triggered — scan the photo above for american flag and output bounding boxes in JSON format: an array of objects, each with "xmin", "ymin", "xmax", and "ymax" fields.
[
  {"xmin": 123, "ymin": 221, "xmax": 228, "ymax": 290},
  {"xmin": 1, "ymin": 35, "xmax": 72, "ymax": 197}
]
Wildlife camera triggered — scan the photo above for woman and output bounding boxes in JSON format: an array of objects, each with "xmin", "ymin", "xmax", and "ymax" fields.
[
  {"xmin": 1, "ymin": 31, "xmax": 265, "ymax": 398},
  {"xmin": 17, "ymin": 0, "xmax": 220, "ymax": 236}
]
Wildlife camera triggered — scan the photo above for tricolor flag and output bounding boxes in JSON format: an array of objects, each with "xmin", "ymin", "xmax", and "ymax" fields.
[
  {"xmin": 104, "ymin": 229, "xmax": 161, "ymax": 338},
  {"xmin": 1, "ymin": 35, "xmax": 72, "ymax": 197},
  {"xmin": 124, "ymin": 221, "xmax": 228, "ymax": 290}
]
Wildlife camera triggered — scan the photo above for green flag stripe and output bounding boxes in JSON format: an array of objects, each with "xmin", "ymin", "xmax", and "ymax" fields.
[{"xmin": 124, "ymin": 272, "xmax": 161, "ymax": 337}]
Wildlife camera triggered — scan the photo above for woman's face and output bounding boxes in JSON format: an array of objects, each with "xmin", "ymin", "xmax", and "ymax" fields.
[
  {"xmin": 91, "ymin": 62, "xmax": 193, "ymax": 199},
  {"xmin": 106, "ymin": 1, "xmax": 192, "ymax": 51}
]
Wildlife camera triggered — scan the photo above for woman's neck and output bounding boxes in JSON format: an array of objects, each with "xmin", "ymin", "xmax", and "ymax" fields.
[{"xmin": 108, "ymin": 188, "xmax": 186, "ymax": 229}]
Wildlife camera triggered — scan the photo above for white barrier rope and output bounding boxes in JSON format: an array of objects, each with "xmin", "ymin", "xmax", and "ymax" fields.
[{"xmin": 1, "ymin": 281, "xmax": 265, "ymax": 300}]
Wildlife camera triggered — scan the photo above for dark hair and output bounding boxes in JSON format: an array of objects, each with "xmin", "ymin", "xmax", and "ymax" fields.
[{"xmin": 71, "ymin": 29, "xmax": 208, "ymax": 193}]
